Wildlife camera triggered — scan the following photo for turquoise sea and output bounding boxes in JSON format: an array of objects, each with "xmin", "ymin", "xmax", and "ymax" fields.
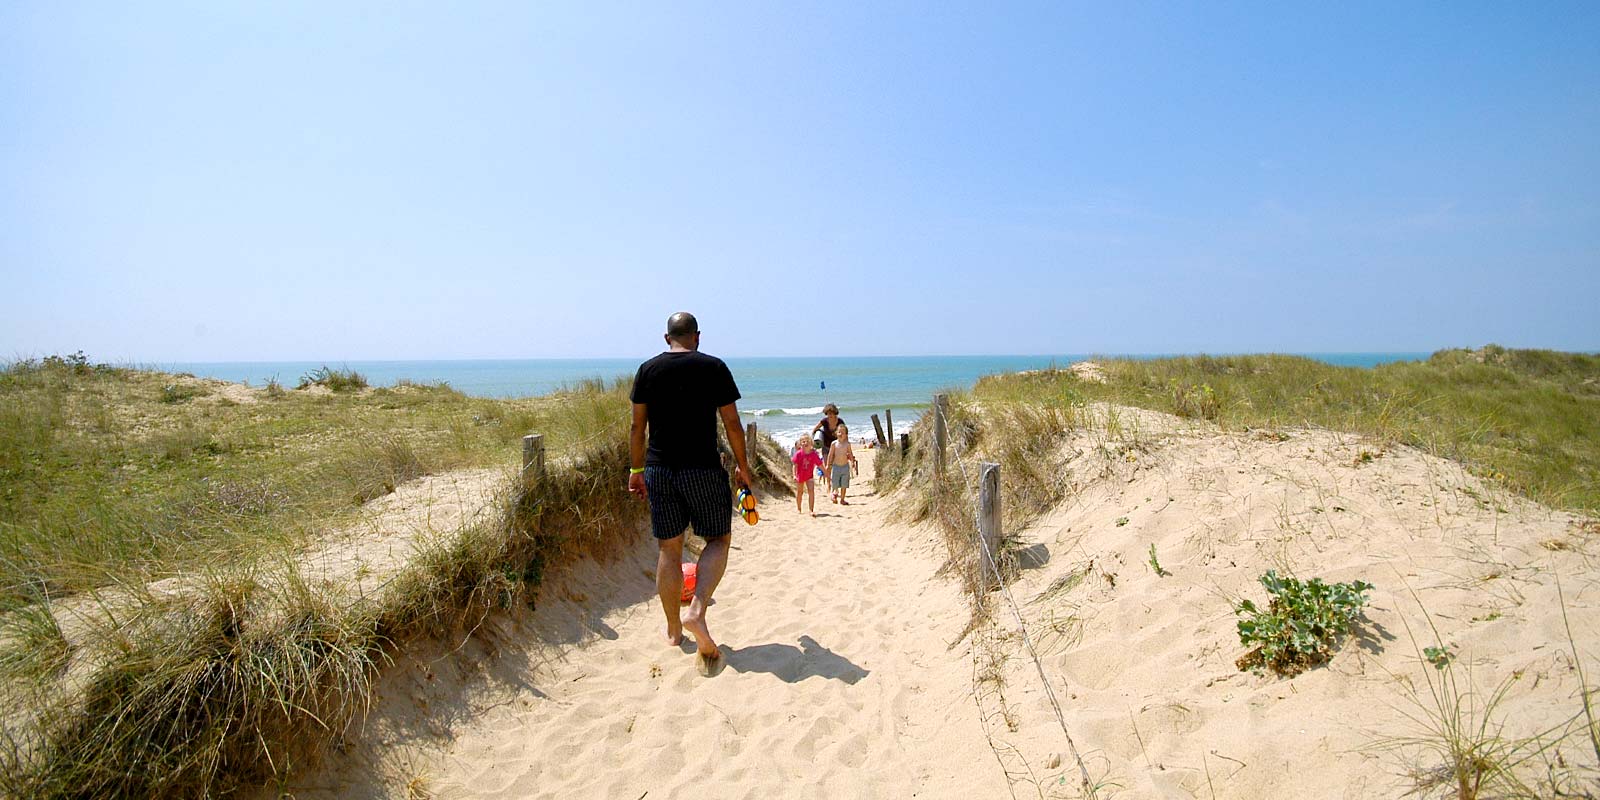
[{"xmin": 164, "ymin": 353, "xmax": 1430, "ymax": 445}]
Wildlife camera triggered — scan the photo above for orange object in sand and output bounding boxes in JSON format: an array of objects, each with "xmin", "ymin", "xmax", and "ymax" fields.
[
  {"xmin": 736, "ymin": 488, "xmax": 759, "ymax": 525},
  {"xmin": 680, "ymin": 562, "xmax": 697, "ymax": 603}
]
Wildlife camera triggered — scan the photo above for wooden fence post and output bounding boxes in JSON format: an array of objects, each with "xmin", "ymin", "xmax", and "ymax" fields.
[
  {"xmin": 745, "ymin": 422, "xmax": 758, "ymax": 478},
  {"xmin": 870, "ymin": 414, "xmax": 887, "ymax": 448},
  {"xmin": 900, "ymin": 433, "xmax": 909, "ymax": 455},
  {"xmin": 885, "ymin": 409, "xmax": 893, "ymax": 445},
  {"xmin": 521, "ymin": 433, "xmax": 545, "ymax": 486},
  {"xmin": 977, "ymin": 462, "xmax": 1001, "ymax": 592},
  {"xmin": 933, "ymin": 393, "xmax": 948, "ymax": 477}
]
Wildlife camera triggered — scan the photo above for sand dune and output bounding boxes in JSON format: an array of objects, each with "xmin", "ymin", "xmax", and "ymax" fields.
[
  {"xmin": 289, "ymin": 448, "xmax": 1012, "ymax": 799},
  {"xmin": 952, "ymin": 408, "xmax": 1600, "ymax": 798},
  {"xmin": 288, "ymin": 415, "xmax": 1600, "ymax": 799}
]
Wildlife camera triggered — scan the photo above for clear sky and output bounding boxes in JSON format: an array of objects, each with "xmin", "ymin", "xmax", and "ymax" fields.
[{"xmin": 4, "ymin": 2, "xmax": 1598, "ymax": 360}]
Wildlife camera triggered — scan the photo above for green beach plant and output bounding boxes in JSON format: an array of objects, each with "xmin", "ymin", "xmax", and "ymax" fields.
[
  {"xmin": 1233, "ymin": 570, "xmax": 1373, "ymax": 677},
  {"xmin": 1378, "ymin": 595, "xmax": 1595, "ymax": 799},
  {"xmin": 1424, "ymin": 644, "xmax": 1456, "ymax": 670},
  {"xmin": 1168, "ymin": 380, "xmax": 1220, "ymax": 420},
  {"xmin": 1147, "ymin": 544, "xmax": 1169, "ymax": 577},
  {"xmin": 296, "ymin": 365, "xmax": 368, "ymax": 392}
]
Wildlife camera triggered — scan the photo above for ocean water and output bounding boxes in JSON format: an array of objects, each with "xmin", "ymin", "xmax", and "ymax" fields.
[{"xmin": 164, "ymin": 353, "xmax": 1429, "ymax": 446}]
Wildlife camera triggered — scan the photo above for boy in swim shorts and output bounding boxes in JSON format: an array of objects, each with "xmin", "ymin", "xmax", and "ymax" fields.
[{"xmin": 827, "ymin": 424, "xmax": 858, "ymax": 504}]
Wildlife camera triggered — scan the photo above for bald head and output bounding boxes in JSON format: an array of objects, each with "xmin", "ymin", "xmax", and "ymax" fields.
[{"xmin": 665, "ymin": 312, "xmax": 700, "ymax": 349}]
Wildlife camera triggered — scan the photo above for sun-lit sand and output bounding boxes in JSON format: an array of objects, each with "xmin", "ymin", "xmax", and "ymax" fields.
[{"xmin": 285, "ymin": 408, "xmax": 1599, "ymax": 799}]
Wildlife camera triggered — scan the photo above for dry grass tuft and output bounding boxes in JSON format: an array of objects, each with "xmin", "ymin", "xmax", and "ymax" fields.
[{"xmin": 0, "ymin": 359, "xmax": 791, "ymax": 798}]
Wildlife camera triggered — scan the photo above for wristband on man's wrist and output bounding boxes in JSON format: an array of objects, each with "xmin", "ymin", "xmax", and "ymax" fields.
[{"xmin": 629, "ymin": 467, "xmax": 645, "ymax": 475}]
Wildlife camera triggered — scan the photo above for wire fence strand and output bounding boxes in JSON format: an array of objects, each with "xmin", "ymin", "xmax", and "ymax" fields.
[{"xmin": 945, "ymin": 416, "xmax": 1098, "ymax": 798}]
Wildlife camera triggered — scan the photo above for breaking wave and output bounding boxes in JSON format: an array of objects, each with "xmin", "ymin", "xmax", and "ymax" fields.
[{"xmin": 750, "ymin": 406, "xmax": 826, "ymax": 417}]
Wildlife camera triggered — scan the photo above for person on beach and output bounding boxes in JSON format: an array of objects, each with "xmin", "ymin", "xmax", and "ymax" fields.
[
  {"xmin": 811, "ymin": 404, "xmax": 844, "ymax": 476},
  {"xmin": 826, "ymin": 424, "xmax": 859, "ymax": 504},
  {"xmin": 792, "ymin": 436, "xmax": 824, "ymax": 515},
  {"xmin": 628, "ymin": 312, "xmax": 755, "ymax": 673}
]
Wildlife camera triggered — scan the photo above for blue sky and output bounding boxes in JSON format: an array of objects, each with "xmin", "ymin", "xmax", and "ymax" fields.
[{"xmin": 4, "ymin": 2, "xmax": 1598, "ymax": 360}]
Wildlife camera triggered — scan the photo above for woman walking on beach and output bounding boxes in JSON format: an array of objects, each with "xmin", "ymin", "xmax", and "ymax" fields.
[{"xmin": 811, "ymin": 404, "xmax": 844, "ymax": 478}]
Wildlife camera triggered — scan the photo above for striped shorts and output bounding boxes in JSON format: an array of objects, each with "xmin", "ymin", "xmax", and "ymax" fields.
[{"xmin": 643, "ymin": 465, "xmax": 732, "ymax": 541}]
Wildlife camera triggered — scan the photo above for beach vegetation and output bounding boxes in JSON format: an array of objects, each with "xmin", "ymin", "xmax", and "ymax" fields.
[
  {"xmin": 1233, "ymin": 570, "xmax": 1372, "ymax": 677},
  {"xmin": 1379, "ymin": 599, "xmax": 1595, "ymax": 799},
  {"xmin": 0, "ymin": 358, "xmax": 639, "ymax": 612},
  {"xmin": 1146, "ymin": 544, "xmax": 1168, "ymax": 577},
  {"xmin": 159, "ymin": 382, "xmax": 208, "ymax": 404},
  {"xmin": 0, "ymin": 357, "xmax": 790, "ymax": 797},
  {"xmin": 969, "ymin": 347, "xmax": 1600, "ymax": 513},
  {"xmin": 296, "ymin": 365, "xmax": 368, "ymax": 392},
  {"xmin": 1424, "ymin": 645, "xmax": 1456, "ymax": 670},
  {"xmin": 1168, "ymin": 380, "xmax": 1219, "ymax": 420}
]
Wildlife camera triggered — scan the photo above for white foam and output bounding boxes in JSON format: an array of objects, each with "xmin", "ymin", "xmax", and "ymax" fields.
[{"xmin": 750, "ymin": 406, "xmax": 825, "ymax": 417}]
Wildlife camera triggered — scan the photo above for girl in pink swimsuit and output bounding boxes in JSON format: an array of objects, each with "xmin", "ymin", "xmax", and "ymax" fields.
[{"xmin": 792, "ymin": 436, "xmax": 824, "ymax": 516}]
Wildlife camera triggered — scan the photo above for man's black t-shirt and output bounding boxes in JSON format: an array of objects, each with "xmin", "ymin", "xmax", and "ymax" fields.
[{"xmin": 630, "ymin": 351, "xmax": 741, "ymax": 468}]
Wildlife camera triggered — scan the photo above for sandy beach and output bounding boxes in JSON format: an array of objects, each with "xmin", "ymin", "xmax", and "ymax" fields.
[
  {"xmin": 285, "ymin": 414, "xmax": 1600, "ymax": 798},
  {"xmin": 289, "ymin": 448, "xmax": 1011, "ymax": 798}
]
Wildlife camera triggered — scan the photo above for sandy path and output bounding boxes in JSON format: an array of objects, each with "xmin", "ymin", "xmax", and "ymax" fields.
[{"xmin": 406, "ymin": 450, "xmax": 1006, "ymax": 799}]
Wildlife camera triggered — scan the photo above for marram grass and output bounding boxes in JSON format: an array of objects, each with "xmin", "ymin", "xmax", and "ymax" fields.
[{"xmin": 0, "ymin": 357, "xmax": 788, "ymax": 798}]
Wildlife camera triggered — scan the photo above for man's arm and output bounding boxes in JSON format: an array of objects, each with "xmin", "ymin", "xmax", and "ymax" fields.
[
  {"xmin": 719, "ymin": 403, "xmax": 754, "ymax": 494},
  {"xmin": 628, "ymin": 402, "xmax": 648, "ymax": 499}
]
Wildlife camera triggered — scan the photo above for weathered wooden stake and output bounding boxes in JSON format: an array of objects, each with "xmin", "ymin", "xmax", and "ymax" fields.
[
  {"xmin": 745, "ymin": 422, "xmax": 758, "ymax": 477},
  {"xmin": 870, "ymin": 414, "xmax": 887, "ymax": 447},
  {"xmin": 885, "ymin": 409, "xmax": 894, "ymax": 444},
  {"xmin": 933, "ymin": 393, "xmax": 948, "ymax": 477},
  {"xmin": 521, "ymin": 433, "xmax": 545, "ymax": 486},
  {"xmin": 900, "ymin": 433, "xmax": 910, "ymax": 455},
  {"xmin": 977, "ymin": 462, "xmax": 1001, "ymax": 592}
]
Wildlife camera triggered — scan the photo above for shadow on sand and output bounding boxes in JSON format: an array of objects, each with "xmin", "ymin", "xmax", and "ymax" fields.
[{"xmin": 723, "ymin": 634, "xmax": 869, "ymax": 684}]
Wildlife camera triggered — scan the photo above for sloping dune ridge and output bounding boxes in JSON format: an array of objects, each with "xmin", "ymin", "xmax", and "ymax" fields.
[{"xmin": 289, "ymin": 408, "xmax": 1599, "ymax": 799}]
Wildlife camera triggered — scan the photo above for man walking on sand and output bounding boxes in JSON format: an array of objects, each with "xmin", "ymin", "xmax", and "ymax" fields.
[{"xmin": 628, "ymin": 312, "xmax": 755, "ymax": 674}]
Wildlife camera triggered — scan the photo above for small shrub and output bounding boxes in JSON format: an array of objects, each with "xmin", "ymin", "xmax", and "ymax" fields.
[
  {"xmin": 204, "ymin": 479, "xmax": 288, "ymax": 516},
  {"xmin": 160, "ymin": 383, "xmax": 207, "ymax": 404},
  {"xmin": 1147, "ymin": 544, "xmax": 1169, "ymax": 577},
  {"xmin": 1170, "ymin": 381, "xmax": 1220, "ymax": 420},
  {"xmin": 1424, "ymin": 644, "xmax": 1456, "ymax": 670},
  {"xmin": 297, "ymin": 366, "xmax": 368, "ymax": 392},
  {"xmin": 41, "ymin": 351, "xmax": 97, "ymax": 376},
  {"xmin": 1235, "ymin": 570, "xmax": 1373, "ymax": 676},
  {"xmin": 264, "ymin": 377, "xmax": 286, "ymax": 398}
]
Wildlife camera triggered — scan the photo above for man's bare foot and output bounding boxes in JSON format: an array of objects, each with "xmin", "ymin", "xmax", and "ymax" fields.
[
  {"xmin": 840, "ymin": 500, "xmax": 850, "ymax": 505},
  {"xmin": 681, "ymin": 601, "xmax": 718, "ymax": 660},
  {"xmin": 665, "ymin": 623, "xmax": 683, "ymax": 647},
  {"xmin": 696, "ymin": 650, "xmax": 722, "ymax": 677},
  {"xmin": 810, "ymin": 511, "xmax": 816, "ymax": 517}
]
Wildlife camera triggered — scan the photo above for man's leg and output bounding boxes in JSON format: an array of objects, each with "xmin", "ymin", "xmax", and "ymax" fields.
[
  {"xmin": 681, "ymin": 534, "xmax": 729, "ymax": 659},
  {"xmin": 656, "ymin": 535, "xmax": 685, "ymax": 646}
]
